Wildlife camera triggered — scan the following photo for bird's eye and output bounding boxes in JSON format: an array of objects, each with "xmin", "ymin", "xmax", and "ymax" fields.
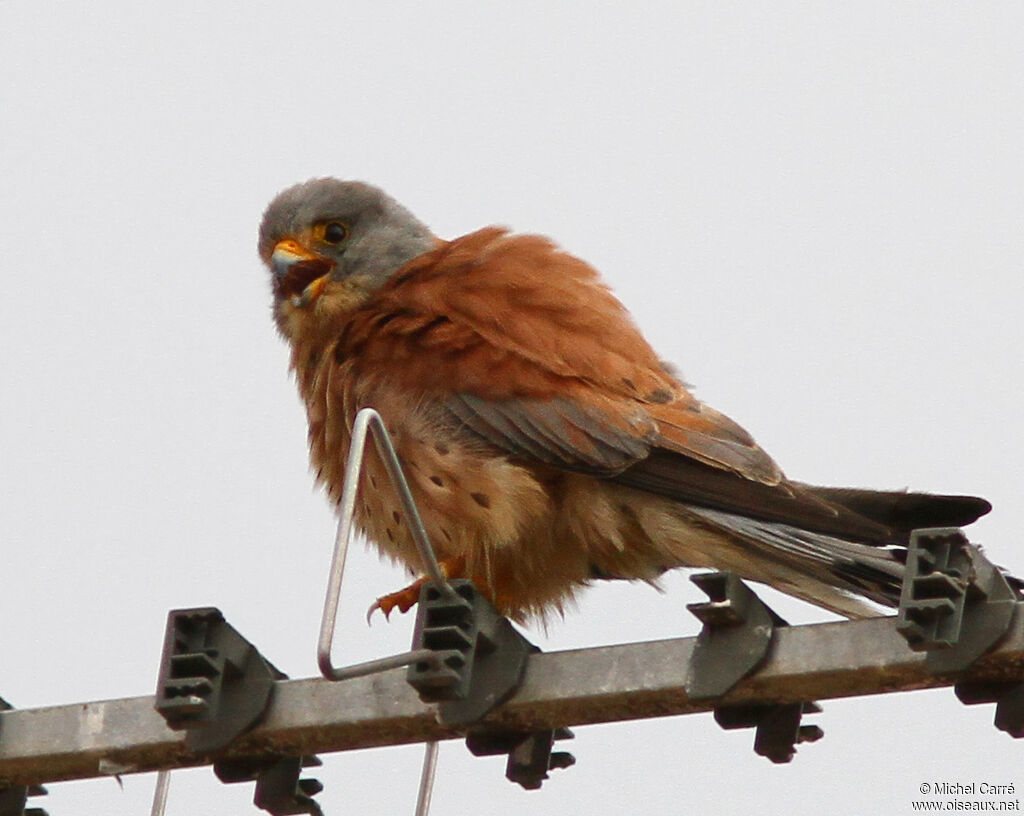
[{"xmin": 318, "ymin": 221, "xmax": 349, "ymax": 245}]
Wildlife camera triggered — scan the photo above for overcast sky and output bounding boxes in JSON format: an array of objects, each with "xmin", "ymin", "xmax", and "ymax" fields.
[{"xmin": 2, "ymin": 3, "xmax": 1023, "ymax": 814}]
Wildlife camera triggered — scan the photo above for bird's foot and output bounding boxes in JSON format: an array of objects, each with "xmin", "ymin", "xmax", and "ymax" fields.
[
  {"xmin": 367, "ymin": 557, "xmax": 466, "ymax": 623},
  {"xmin": 367, "ymin": 578, "xmax": 428, "ymax": 622}
]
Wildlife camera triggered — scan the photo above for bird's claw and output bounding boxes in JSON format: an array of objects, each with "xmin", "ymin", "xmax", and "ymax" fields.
[
  {"xmin": 366, "ymin": 581, "xmax": 426, "ymax": 624},
  {"xmin": 365, "ymin": 559, "xmax": 467, "ymax": 625}
]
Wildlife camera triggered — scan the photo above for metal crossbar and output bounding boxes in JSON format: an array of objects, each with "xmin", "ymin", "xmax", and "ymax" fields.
[{"xmin": 5, "ymin": 611, "xmax": 1024, "ymax": 788}]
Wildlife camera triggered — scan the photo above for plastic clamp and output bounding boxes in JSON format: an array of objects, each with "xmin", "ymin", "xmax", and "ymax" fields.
[
  {"xmin": 154, "ymin": 607, "xmax": 285, "ymax": 753},
  {"xmin": 215, "ymin": 755, "xmax": 324, "ymax": 816},
  {"xmin": 466, "ymin": 728, "xmax": 576, "ymax": 790},
  {"xmin": 685, "ymin": 571, "xmax": 784, "ymax": 699},
  {"xmin": 714, "ymin": 702, "xmax": 824, "ymax": 764},
  {"xmin": 0, "ymin": 786, "xmax": 47, "ymax": 816},
  {"xmin": 896, "ymin": 528, "xmax": 1018, "ymax": 672},
  {"xmin": 954, "ymin": 681, "xmax": 1024, "ymax": 738},
  {"xmin": 407, "ymin": 580, "xmax": 536, "ymax": 725}
]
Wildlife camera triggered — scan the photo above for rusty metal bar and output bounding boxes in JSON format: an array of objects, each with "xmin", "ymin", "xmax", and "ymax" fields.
[{"xmin": 1, "ymin": 609, "xmax": 1023, "ymax": 787}]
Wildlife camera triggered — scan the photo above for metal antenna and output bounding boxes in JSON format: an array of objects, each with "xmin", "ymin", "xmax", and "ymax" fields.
[
  {"xmin": 314, "ymin": 407, "xmax": 458, "ymax": 815},
  {"xmin": 414, "ymin": 740, "xmax": 441, "ymax": 816},
  {"xmin": 316, "ymin": 407, "xmax": 457, "ymax": 681},
  {"xmin": 150, "ymin": 770, "xmax": 170, "ymax": 816}
]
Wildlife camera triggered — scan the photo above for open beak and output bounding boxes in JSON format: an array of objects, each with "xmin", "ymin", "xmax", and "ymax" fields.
[{"xmin": 271, "ymin": 239, "xmax": 335, "ymax": 305}]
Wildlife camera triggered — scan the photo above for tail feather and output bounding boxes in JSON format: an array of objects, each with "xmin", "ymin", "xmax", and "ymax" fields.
[
  {"xmin": 688, "ymin": 507, "xmax": 904, "ymax": 617},
  {"xmin": 799, "ymin": 485, "xmax": 992, "ymax": 541},
  {"xmin": 684, "ymin": 490, "xmax": 1010, "ymax": 619}
]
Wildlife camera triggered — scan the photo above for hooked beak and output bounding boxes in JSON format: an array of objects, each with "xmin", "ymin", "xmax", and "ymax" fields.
[{"xmin": 271, "ymin": 239, "xmax": 335, "ymax": 306}]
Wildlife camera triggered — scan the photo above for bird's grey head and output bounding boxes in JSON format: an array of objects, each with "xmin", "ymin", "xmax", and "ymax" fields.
[{"xmin": 258, "ymin": 178, "xmax": 435, "ymax": 307}]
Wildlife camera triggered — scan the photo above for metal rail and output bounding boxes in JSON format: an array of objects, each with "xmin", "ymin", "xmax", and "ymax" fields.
[{"xmin": 3, "ymin": 610, "xmax": 1024, "ymax": 787}]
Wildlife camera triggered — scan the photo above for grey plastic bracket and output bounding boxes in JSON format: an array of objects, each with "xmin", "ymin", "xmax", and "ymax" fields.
[
  {"xmin": 0, "ymin": 786, "xmax": 47, "ymax": 816},
  {"xmin": 896, "ymin": 528, "xmax": 1018, "ymax": 673},
  {"xmin": 685, "ymin": 573, "xmax": 823, "ymax": 762},
  {"xmin": 954, "ymin": 679, "xmax": 1024, "ymax": 739},
  {"xmin": 465, "ymin": 728, "xmax": 576, "ymax": 790},
  {"xmin": 154, "ymin": 607, "xmax": 285, "ymax": 753},
  {"xmin": 407, "ymin": 580, "xmax": 573, "ymax": 789},
  {"xmin": 215, "ymin": 755, "xmax": 324, "ymax": 816},
  {"xmin": 406, "ymin": 579, "xmax": 536, "ymax": 725},
  {"xmin": 714, "ymin": 702, "xmax": 824, "ymax": 764},
  {"xmin": 685, "ymin": 571, "xmax": 783, "ymax": 700}
]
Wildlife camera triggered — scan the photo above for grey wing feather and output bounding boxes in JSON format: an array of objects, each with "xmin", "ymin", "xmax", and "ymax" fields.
[{"xmin": 444, "ymin": 393, "xmax": 653, "ymax": 474}]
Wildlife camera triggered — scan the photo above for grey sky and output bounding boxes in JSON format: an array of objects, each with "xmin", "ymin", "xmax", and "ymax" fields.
[{"xmin": 1, "ymin": 2, "xmax": 1022, "ymax": 814}]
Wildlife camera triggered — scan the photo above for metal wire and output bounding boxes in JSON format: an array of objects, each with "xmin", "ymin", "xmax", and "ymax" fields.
[
  {"xmin": 312, "ymin": 408, "xmax": 454, "ymax": 814},
  {"xmin": 149, "ymin": 770, "xmax": 170, "ymax": 816},
  {"xmin": 146, "ymin": 733, "xmax": 438, "ymax": 816},
  {"xmin": 317, "ymin": 406, "xmax": 457, "ymax": 681},
  {"xmin": 414, "ymin": 741, "xmax": 440, "ymax": 816}
]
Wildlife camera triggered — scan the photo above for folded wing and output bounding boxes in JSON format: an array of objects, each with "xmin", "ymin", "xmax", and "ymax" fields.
[{"xmin": 340, "ymin": 228, "xmax": 989, "ymax": 548}]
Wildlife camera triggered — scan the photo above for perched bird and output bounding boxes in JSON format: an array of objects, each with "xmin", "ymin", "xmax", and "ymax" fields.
[{"xmin": 259, "ymin": 178, "xmax": 993, "ymax": 623}]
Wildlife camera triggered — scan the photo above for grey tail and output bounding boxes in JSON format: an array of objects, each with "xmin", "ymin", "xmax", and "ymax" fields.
[
  {"xmin": 684, "ymin": 491, "xmax": 1015, "ymax": 619},
  {"xmin": 797, "ymin": 485, "xmax": 992, "ymax": 543}
]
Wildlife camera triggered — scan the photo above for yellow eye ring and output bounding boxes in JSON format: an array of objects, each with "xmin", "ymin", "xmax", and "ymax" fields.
[{"xmin": 314, "ymin": 221, "xmax": 349, "ymax": 244}]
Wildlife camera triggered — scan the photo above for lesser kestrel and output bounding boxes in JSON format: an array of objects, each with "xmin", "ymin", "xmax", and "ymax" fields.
[{"xmin": 259, "ymin": 178, "xmax": 992, "ymax": 622}]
